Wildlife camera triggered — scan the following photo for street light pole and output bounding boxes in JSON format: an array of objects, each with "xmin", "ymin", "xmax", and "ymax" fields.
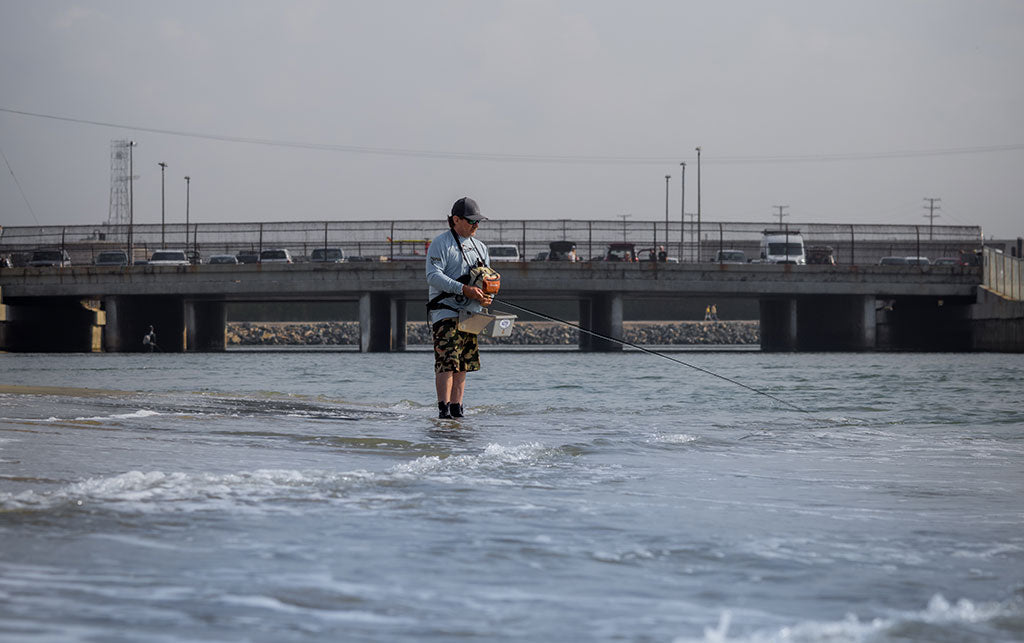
[
  {"xmin": 679, "ymin": 162, "xmax": 688, "ymax": 264},
  {"xmin": 679, "ymin": 162, "xmax": 686, "ymax": 262},
  {"xmin": 695, "ymin": 146, "xmax": 702, "ymax": 262},
  {"xmin": 128, "ymin": 141, "xmax": 137, "ymax": 264},
  {"xmin": 158, "ymin": 162, "xmax": 168, "ymax": 248},
  {"xmin": 664, "ymin": 174, "xmax": 671, "ymax": 246},
  {"xmin": 185, "ymin": 176, "xmax": 191, "ymax": 257}
]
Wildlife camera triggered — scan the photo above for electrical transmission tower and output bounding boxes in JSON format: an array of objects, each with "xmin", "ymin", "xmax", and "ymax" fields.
[
  {"xmin": 923, "ymin": 197, "xmax": 941, "ymax": 240},
  {"xmin": 108, "ymin": 140, "xmax": 132, "ymax": 230}
]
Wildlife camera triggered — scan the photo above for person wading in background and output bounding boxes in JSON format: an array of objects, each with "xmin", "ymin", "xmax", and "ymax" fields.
[
  {"xmin": 425, "ymin": 197, "xmax": 492, "ymax": 419},
  {"xmin": 142, "ymin": 325, "xmax": 158, "ymax": 352}
]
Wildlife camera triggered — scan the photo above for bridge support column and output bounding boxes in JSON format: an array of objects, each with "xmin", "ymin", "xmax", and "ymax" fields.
[
  {"xmin": 796, "ymin": 295, "xmax": 876, "ymax": 351},
  {"xmin": 185, "ymin": 300, "xmax": 227, "ymax": 351},
  {"xmin": 582, "ymin": 292, "xmax": 623, "ymax": 352},
  {"xmin": 578, "ymin": 298, "xmax": 592, "ymax": 351},
  {"xmin": 0, "ymin": 287, "xmax": 9, "ymax": 351},
  {"xmin": 391, "ymin": 299, "xmax": 408, "ymax": 351},
  {"xmin": 759, "ymin": 298, "xmax": 797, "ymax": 352},
  {"xmin": 359, "ymin": 292, "xmax": 396, "ymax": 352}
]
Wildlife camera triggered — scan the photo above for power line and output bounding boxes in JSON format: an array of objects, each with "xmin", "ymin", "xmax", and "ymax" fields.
[
  {"xmin": 2, "ymin": 106, "xmax": 1024, "ymax": 166},
  {"xmin": 0, "ymin": 141, "xmax": 40, "ymax": 225}
]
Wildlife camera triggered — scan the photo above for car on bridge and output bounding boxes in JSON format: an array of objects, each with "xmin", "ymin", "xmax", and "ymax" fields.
[
  {"xmin": 208, "ymin": 254, "xmax": 239, "ymax": 265},
  {"xmin": 547, "ymin": 241, "xmax": 578, "ymax": 262},
  {"xmin": 878, "ymin": 256, "xmax": 909, "ymax": 265},
  {"xmin": 714, "ymin": 249, "xmax": 747, "ymax": 264},
  {"xmin": 806, "ymin": 246, "xmax": 836, "ymax": 265},
  {"xmin": 310, "ymin": 247, "xmax": 345, "ymax": 263},
  {"xmin": 148, "ymin": 250, "xmax": 191, "ymax": 266},
  {"xmin": 259, "ymin": 248, "xmax": 294, "ymax": 264},
  {"xmin": 93, "ymin": 251, "xmax": 129, "ymax": 266},
  {"xmin": 28, "ymin": 248, "xmax": 72, "ymax": 267},
  {"xmin": 904, "ymin": 256, "xmax": 931, "ymax": 265},
  {"xmin": 489, "ymin": 244, "xmax": 521, "ymax": 262},
  {"xmin": 236, "ymin": 250, "xmax": 260, "ymax": 264},
  {"xmin": 604, "ymin": 243, "xmax": 636, "ymax": 262}
]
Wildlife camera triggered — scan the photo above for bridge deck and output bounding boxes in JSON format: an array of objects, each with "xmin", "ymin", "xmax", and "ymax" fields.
[{"xmin": 0, "ymin": 261, "xmax": 981, "ymax": 301}]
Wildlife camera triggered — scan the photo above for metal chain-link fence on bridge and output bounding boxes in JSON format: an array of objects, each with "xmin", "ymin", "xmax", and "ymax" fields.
[{"xmin": 0, "ymin": 220, "xmax": 986, "ymax": 267}]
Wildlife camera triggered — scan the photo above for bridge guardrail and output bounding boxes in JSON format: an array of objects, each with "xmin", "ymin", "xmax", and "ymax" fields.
[
  {"xmin": 983, "ymin": 247, "xmax": 1023, "ymax": 300},
  {"xmin": 0, "ymin": 220, "xmax": 984, "ymax": 267}
]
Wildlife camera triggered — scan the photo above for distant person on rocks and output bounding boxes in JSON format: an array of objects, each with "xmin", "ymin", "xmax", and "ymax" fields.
[
  {"xmin": 425, "ymin": 197, "xmax": 491, "ymax": 419},
  {"xmin": 142, "ymin": 325, "xmax": 158, "ymax": 352},
  {"xmin": 704, "ymin": 305, "xmax": 712, "ymax": 321},
  {"xmin": 711, "ymin": 304, "xmax": 719, "ymax": 321}
]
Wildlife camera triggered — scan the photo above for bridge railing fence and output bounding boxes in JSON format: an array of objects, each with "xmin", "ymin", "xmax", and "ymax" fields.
[
  {"xmin": 983, "ymin": 247, "xmax": 1023, "ymax": 301},
  {"xmin": 0, "ymin": 220, "xmax": 983, "ymax": 266}
]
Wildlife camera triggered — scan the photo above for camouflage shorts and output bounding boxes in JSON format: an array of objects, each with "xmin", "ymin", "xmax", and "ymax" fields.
[{"xmin": 433, "ymin": 318, "xmax": 481, "ymax": 373}]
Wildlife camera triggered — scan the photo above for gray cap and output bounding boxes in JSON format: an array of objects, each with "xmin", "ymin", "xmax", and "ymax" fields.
[{"xmin": 451, "ymin": 197, "xmax": 488, "ymax": 222}]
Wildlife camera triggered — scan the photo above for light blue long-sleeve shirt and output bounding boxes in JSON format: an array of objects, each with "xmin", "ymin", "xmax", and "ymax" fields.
[{"xmin": 425, "ymin": 229, "xmax": 490, "ymax": 325}]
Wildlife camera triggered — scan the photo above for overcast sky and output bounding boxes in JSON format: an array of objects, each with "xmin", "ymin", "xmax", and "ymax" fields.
[{"xmin": 1, "ymin": 1, "xmax": 1022, "ymax": 238}]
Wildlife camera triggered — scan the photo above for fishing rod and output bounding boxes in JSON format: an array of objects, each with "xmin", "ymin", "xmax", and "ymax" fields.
[{"xmin": 493, "ymin": 298, "xmax": 808, "ymax": 413}]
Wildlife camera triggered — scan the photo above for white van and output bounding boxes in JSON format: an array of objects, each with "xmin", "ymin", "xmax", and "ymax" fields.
[
  {"xmin": 488, "ymin": 244, "xmax": 521, "ymax": 263},
  {"xmin": 760, "ymin": 230, "xmax": 806, "ymax": 265}
]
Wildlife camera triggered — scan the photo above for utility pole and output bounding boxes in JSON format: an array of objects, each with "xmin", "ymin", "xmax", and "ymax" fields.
[
  {"xmin": 158, "ymin": 162, "xmax": 168, "ymax": 248},
  {"xmin": 773, "ymin": 205, "xmax": 789, "ymax": 227},
  {"xmin": 923, "ymin": 197, "xmax": 941, "ymax": 240},
  {"xmin": 185, "ymin": 176, "xmax": 191, "ymax": 257},
  {"xmin": 664, "ymin": 174, "xmax": 671, "ymax": 246},
  {"xmin": 128, "ymin": 141, "xmax": 137, "ymax": 264},
  {"xmin": 679, "ymin": 162, "xmax": 686, "ymax": 262},
  {"xmin": 695, "ymin": 146, "xmax": 702, "ymax": 262}
]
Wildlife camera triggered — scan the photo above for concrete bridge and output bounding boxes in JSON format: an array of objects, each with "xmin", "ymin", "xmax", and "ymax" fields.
[{"xmin": 4, "ymin": 259, "xmax": 1019, "ymax": 352}]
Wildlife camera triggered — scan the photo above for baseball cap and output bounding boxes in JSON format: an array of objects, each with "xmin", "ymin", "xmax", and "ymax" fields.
[{"xmin": 451, "ymin": 197, "xmax": 488, "ymax": 222}]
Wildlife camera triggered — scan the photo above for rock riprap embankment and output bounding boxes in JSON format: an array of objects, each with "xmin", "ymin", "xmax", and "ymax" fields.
[{"xmin": 226, "ymin": 321, "xmax": 759, "ymax": 346}]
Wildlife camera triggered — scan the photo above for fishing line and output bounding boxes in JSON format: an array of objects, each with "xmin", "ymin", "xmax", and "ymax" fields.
[{"xmin": 493, "ymin": 298, "xmax": 808, "ymax": 413}]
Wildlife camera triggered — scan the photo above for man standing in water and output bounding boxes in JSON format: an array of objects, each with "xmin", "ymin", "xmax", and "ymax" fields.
[
  {"xmin": 142, "ymin": 325, "xmax": 157, "ymax": 352},
  {"xmin": 426, "ymin": 197, "xmax": 492, "ymax": 419}
]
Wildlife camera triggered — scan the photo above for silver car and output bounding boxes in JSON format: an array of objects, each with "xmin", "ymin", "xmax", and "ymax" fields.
[
  {"xmin": 148, "ymin": 250, "xmax": 191, "ymax": 266},
  {"xmin": 259, "ymin": 248, "xmax": 294, "ymax": 264}
]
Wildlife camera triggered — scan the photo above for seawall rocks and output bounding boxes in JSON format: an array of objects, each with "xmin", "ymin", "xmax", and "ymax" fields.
[{"xmin": 227, "ymin": 321, "xmax": 759, "ymax": 346}]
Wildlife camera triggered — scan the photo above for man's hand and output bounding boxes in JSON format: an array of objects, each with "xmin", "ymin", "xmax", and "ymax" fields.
[{"xmin": 462, "ymin": 284, "xmax": 493, "ymax": 306}]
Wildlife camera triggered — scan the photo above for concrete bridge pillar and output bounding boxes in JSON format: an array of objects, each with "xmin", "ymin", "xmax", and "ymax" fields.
[
  {"xmin": 578, "ymin": 298, "xmax": 592, "ymax": 351},
  {"xmin": 185, "ymin": 300, "xmax": 227, "ymax": 351},
  {"xmin": 0, "ymin": 287, "xmax": 9, "ymax": 351},
  {"xmin": 359, "ymin": 292, "xmax": 396, "ymax": 352},
  {"xmin": 796, "ymin": 295, "xmax": 876, "ymax": 351},
  {"xmin": 759, "ymin": 298, "xmax": 798, "ymax": 352},
  {"xmin": 391, "ymin": 299, "xmax": 408, "ymax": 351},
  {"xmin": 582, "ymin": 292, "xmax": 623, "ymax": 352}
]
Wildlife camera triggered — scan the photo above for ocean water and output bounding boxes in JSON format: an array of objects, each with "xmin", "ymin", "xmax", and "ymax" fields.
[{"xmin": 1, "ymin": 348, "xmax": 1022, "ymax": 642}]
